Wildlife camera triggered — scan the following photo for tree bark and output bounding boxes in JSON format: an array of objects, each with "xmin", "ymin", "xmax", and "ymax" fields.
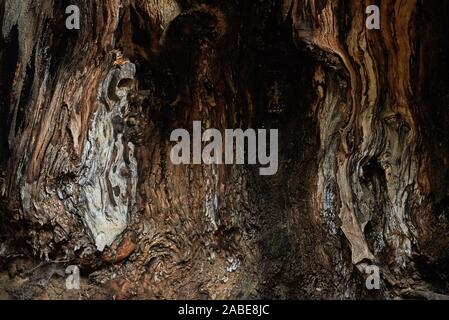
[{"xmin": 1, "ymin": 0, "xmax": 449, "ymax": 299}]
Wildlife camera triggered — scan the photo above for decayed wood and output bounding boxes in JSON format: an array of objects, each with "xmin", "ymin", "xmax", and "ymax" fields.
[
  {"xmin": 294, "ymin": 0, "xmax": 421, "ymax": 267},
  {"xmin": 1, "ymin": 0, "xmax": 449, "ymax": 299}
]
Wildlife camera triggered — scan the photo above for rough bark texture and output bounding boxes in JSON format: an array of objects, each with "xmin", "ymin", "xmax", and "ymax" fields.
[{"xmin": 1, "ymin": 0, "xmax": 449, "ymax": 299}]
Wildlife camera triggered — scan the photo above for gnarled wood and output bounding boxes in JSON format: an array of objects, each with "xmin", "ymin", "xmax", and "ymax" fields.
[{"xmin": 1, "ymin": 0, "xmax": 449, "ymax": 299}]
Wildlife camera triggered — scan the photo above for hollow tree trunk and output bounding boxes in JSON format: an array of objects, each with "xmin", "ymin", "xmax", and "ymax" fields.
[{"xmin": 1, "ymin": 0, "xmax": 449, "ymax": 299}]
